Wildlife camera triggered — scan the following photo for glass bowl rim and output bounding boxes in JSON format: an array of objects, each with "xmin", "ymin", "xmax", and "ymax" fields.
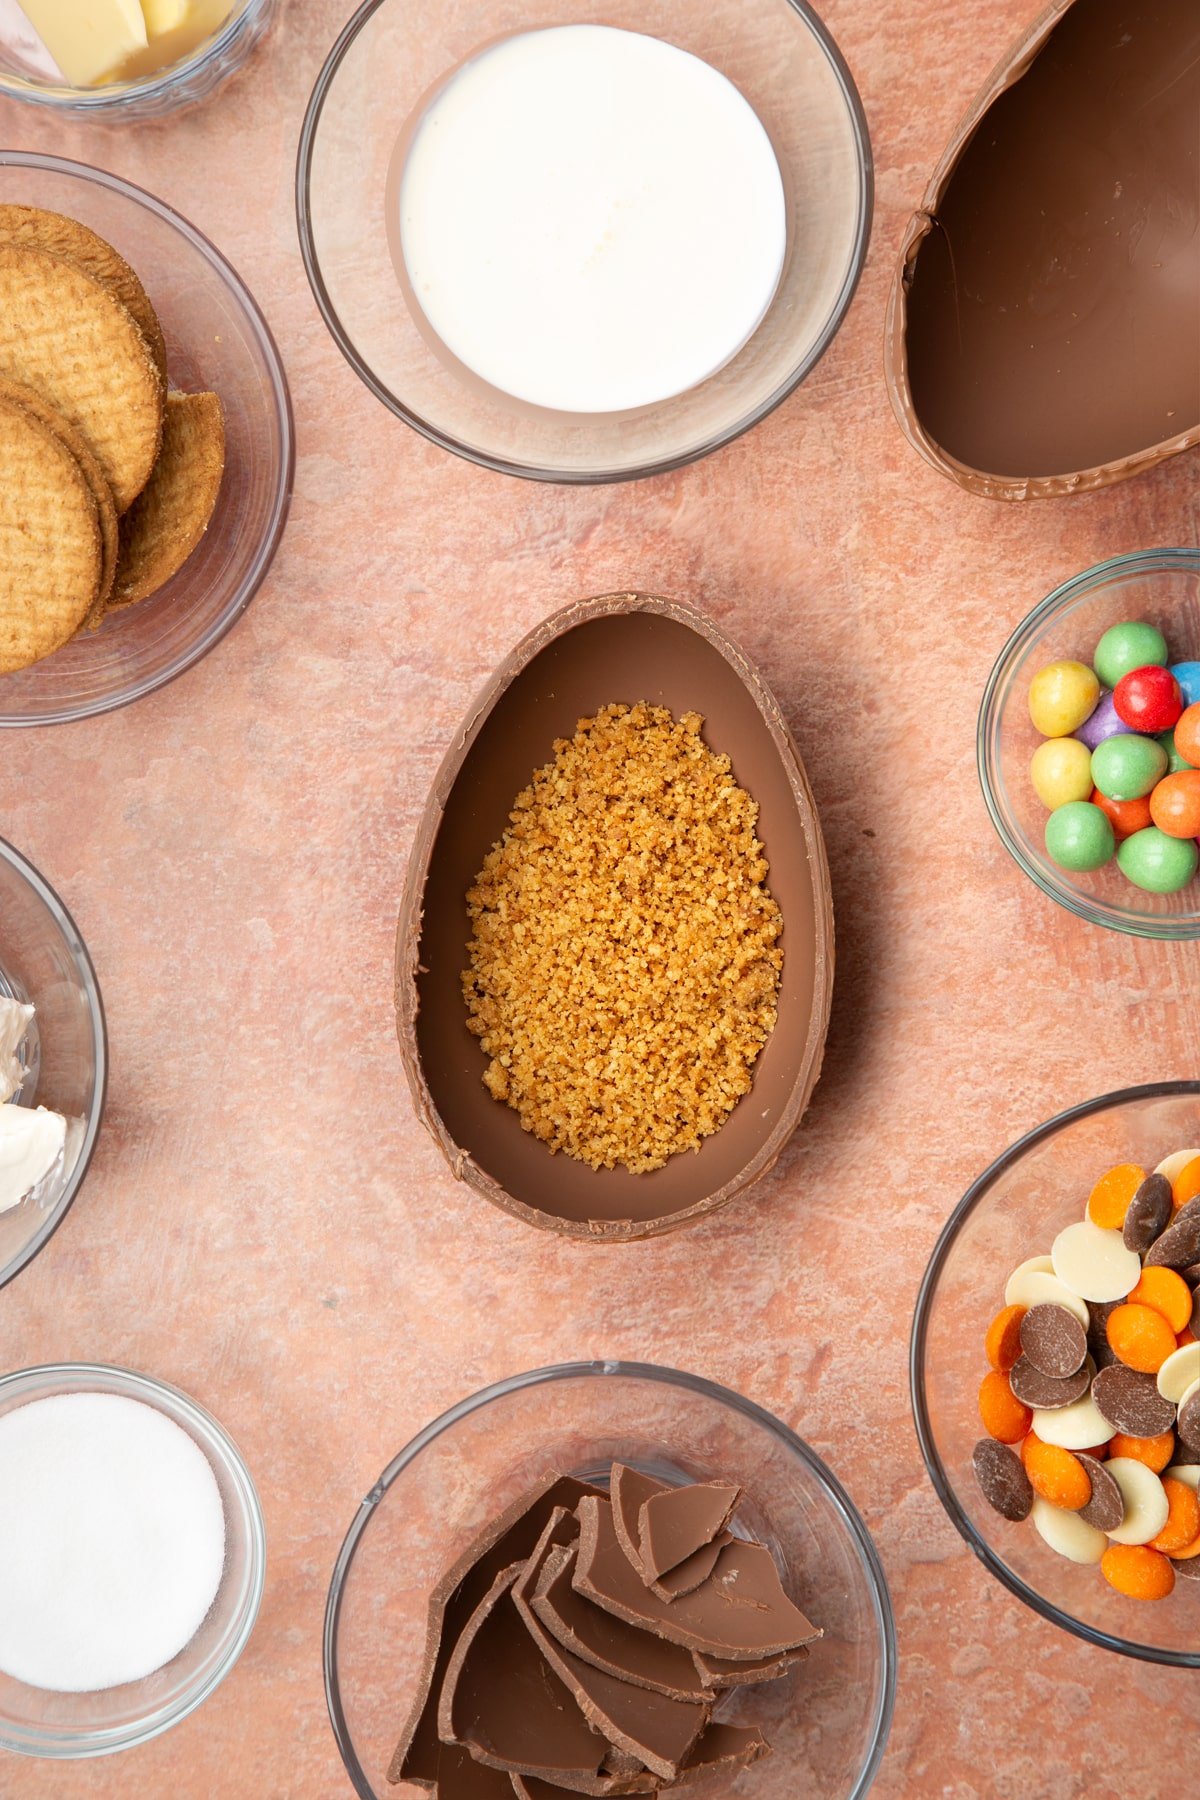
[
  {"xmin": 0, "ymin": 0, "xmax": 266, "ymax": 110},
  {"xmin": 0, "ymin": 149, "xmax": 295, "ymax": 729},
  {"xmin": 0, "ymin": 835, "xmax": 107, "ymax": 1295},
  {"xmin": 295, "ymin": 0, "xmax": 874, "ymax": 485},
  {"xmin": 909, "ymin": 1077, "xmax": 1200, "ymax": 1668},
  {"xmin": 0, "ymin": 1360, "xmax": 267, "ymax": 1757},
  {"xmin": 324, "ymin": 1357, "xmax": 897, "ymax": 1800},
  {"xmin": 976, "ymin": 545, "xmax": 1200, "ymax": 941}
]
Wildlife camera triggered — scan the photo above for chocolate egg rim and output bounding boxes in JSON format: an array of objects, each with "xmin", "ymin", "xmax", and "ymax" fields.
[
  {"xmin": 394, "ymin": 591, "xmax": 835, "ymax": 1242},
  {"xmin": 883, "ymin": 0, "xmax": 1200, "ymax": 503}
]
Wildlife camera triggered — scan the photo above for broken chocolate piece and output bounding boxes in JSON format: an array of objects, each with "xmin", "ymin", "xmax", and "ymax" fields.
[
  {"xmin": 673, "ymin": 1723, "xmax": 771, "ymax": 1786},
  {"xmin": 1092, "ymin": 1365, "xmax": 1177, "ymax": 1439},
  {"xmin": 1123, "ymin": 1175, "xmax": 1174, "ymax": 1256},
  {"xmin": 1007, "ymin": 1354, "xmax": 1090, "ymax": 1411},
  {"xmin": 574, "ymin": 1497, "xmax": 820, "ymax": 1660},
  {"xmin": 638, "ymin": 1481, "xmax": 740, "ymax": 1583},
  {"xmin": 533, "ymin": 1545, "xmax": 710, "ymax": 1700},
  {"xmin": 438, "ymin": 1565, "xmax": 608, "ymax": 1785},
  {"xmin": 610, "ymin": 1465, "xmax": 667, "ymax": 1578},
  {"xmin": 648, "ymin": 1533, "xmax": 731, "ymax": 1602},
  {"xmin": 1077, "ymin": 1456, "xmax": 1124, "ymax": 1534},
  {"xmin": 692, "ymin": 1645, "xmax": 808, "ymax": 1689},
  {"xmin": 972, "ymin": 1438, "xmax": 1033, "ymax": 1523},
  {"xmin": 513, "ymin": 1573, "xmax": 709, "ymax": 1780},
  {"xmin": 1018, "ymin": 1304, "xmax": 1086, "ymax": 1379},
  {"xmin": 389, "ymin": 1476, "xmax": 604, "ymax": 1787}
]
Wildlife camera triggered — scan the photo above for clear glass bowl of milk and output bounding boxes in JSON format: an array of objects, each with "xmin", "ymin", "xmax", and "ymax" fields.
[
  {"xmin": 299, "ymin": 0, "xmax": 872, "ymax": 482},
  {"xmin": 0, "ymin": 837, "xmax": 105, "ymax": 1294},
  {"xmin": 0, "ymin": 0, "xmax": 276, "ymax": 118}
]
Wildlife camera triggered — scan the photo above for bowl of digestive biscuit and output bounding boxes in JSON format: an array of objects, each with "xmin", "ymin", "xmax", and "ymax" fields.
[{"xmin": 0, "ymin": 153, "xmax": 293, "ymax": 726}]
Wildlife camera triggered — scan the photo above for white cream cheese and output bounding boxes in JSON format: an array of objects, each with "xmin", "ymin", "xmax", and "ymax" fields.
[
  {"xmin": 0, "ymin": 1104, "xmax": 66, "ymax": 1214},
  {"xmin": 0, "ymin": 997, "xmax": 34, "ymax": 1106}
]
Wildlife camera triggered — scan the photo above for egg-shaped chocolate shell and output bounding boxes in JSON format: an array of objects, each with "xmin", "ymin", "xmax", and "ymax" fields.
[
  {"xmin": 886, "ymin": 0, "xmax": 1200, "ymax": 500},
  {"xmin": 395, "ymin": 593, "xmax": 834, "ymax": 1240}
]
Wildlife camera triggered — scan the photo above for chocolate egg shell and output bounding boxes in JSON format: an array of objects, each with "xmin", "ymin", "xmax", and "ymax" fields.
[
  {"xmin": 885, "ymin": 0, "xmax": 1200, "ymax": 501},
  {"xmin": 395, "ymin": 593, "xmax": 834, "ymax": 1240}
]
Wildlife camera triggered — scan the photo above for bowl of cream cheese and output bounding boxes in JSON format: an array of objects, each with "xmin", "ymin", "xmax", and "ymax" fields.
[{"xmin": 0, "ymin": 836, "xmax": 105, "ymax": 1292}]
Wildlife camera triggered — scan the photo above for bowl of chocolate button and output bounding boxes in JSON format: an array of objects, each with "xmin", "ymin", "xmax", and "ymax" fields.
[
  {"xmin": 396, "ymin": 594, "xmax": 834, "ymax": 1240},
  {"xmin": 885, "ymin": 0, "xmax": 1200, "ymax": 500},
  {"xmin": 326, "ymin": 1363, "xmax": 895, "ymax": 1800},
  {"xmin": 913, "ymin": 1082, "xmax": 1200, "ymax": 1665}
]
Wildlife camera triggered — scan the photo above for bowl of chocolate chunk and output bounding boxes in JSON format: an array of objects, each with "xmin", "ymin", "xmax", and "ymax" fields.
[
  {"xmin": 0, "ymin": 153, "xmax": 293, "ymax": 726},
  {"xmin": 885, "ymin": 0, "xmax": 1200, "ymax": 500},
  {"xmin": 0, "ymin": 836, "xmax": 105, "ymax": 1293},
  {"xmin": 396, "ymin": 594, "xmax": 834, "ymax": 1239},
  {"xmin": 913, "ymin": 1082, "xmax": 1200, "ymax": 1665},
  {"xmin": 325, "ymin": 1362, "xmax": 895, "ymax": 1800}
]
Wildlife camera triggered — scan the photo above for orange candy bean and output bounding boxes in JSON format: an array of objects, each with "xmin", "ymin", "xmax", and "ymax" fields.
[
  {"xmin": 1086, "ymin": 1161, "xmax": 1146, "ymax": 1229},
  {"xmin": 1168, "ymin": 1529, "xmax": 1200, "ymax": 1562},
  {"xmin": 978, "ymin": 1370, "xmax": 1032, "ymax": 1444},
  {"xmin": 1101, "ymin": 1544, "xmax": 1176, "ymax": 1600},
  {"xmin": 1175, "ymin": 701, "xmax": 1200, "ymax": 767},
  {"xmin": 1149, "ymin": 770, "xmax": 1200, "ymax": 839},
  {"xmin": 1107, "ymin": 1302, "xmax": 1179, "ymax": 1374},
  {"xmin": 1090, "ymin": 789, "xmax": 1152, "ymax": 843},
  {"xmin": 1149, "ymin": 1478, "xmax": 1200, "ymax": 1555},
  {"xmin": 985, "ymin": 1304, "xmax": 1027, "ymax": 1373},
  {"xmin": 1127, "ymin": 1267, "xmax": 1193, "ymax": 1334},
  {"xmin": 1173, "ymin": 1153, "xmax": 1200, "ymax": 1210},
  {"xmin": 1108, "ymin": 1430, "xmax": 1175, "ymax": 1473},
  {"xmin": 1021, "ymin": 1437, "xmax": 1092, "ymax": 1510}
]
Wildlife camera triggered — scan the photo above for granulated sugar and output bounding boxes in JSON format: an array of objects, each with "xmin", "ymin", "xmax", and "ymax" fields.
[{"xmin": 0, "ymin": 1391, "xmax": 226, "ymax": 1692}]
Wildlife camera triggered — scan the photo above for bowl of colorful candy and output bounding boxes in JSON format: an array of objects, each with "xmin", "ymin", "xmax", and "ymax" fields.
[
  {"xmin": 978, "ymin": 549, "xmax": 1200, "ymax": 938},
  {"xmin": 912, "ymin": 1082, "xmax": 1200, "ymax": 1666}
]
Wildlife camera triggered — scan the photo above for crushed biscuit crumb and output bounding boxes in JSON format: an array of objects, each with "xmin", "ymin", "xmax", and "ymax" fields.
[{"xmin": 461, "ymin": 702, "xmax": 783, "ymax": 1173}]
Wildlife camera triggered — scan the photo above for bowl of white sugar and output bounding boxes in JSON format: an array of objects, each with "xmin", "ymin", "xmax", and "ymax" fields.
[
  {"xmin": 298, "ymin": 0, "xmax": 872, "ymax": 482},
  {"xmin": 0, "ymin": 1364, "xmax": 265, "ymax": 1757}
]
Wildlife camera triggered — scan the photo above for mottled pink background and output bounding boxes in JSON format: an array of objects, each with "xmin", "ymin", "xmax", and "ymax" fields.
[{"xmin": 2, "ymin": 1, "xmax": 1198, "ymax": 1796}]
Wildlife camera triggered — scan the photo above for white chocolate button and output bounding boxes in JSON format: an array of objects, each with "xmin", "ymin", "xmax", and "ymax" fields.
[
  {"xmin": 1104, "ymin": 1458, "xmax": 1170, "ymax": 1544},
  {"xmin": 1003, "ymin": 1269, "xmax": 1089, "ymax": 1327},
  {"xmin": 1032, "ymin": 1393, "xmax": 1116, "ymax": 1449},
  {"xmin": 1031, "ymin": 1496, "xmax": 1107, "ymax": 1564},
  {"xmin": 1165, "ymin": 1464, "xmax": 1200, "ymax": 1491},
  {"xmin": 1004, "ymin": 1255, "xmax": 1054, "ymax": 1306},
  {"xmin": 1154, "ymin": 1149, "xmax": 1200, "ymax": 1185},
  {"xmin": 1051, "ymin": 1220, "xmax": 1141, "ymax": 1303},
  {"xmin": 1157, "ymin": 1344, "xmax": 1200, "ymax": 1404}
]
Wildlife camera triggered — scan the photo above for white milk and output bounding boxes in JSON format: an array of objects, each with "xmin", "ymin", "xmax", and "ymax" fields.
[{"xmin": 398, "ymin": 24, "xmax": 787, "ymax": 414}]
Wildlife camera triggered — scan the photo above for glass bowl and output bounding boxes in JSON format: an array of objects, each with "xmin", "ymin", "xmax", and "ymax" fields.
[
  {"xmin": 978, "ymin": 548, "xmax": 1200, "ymax": 938},
  {"xmin": 0, "ymin": 0, "xmax": 276, "ymax": 120},
  {"xmin": 911, "ymin": 1081, "xmax": 1200, "ymax": 1668},
  {"xmin": 0, "ymin": 152, "xmax": 294, "ymax": 727},
  {"xmin": 0, "ymin": 1362, "xmax": 266, "ymax": 1757},
  {"xmin": 297, "ymin": 0, "xmax": 872, "ymax": 483},
  {"xmin": 0, "ymin": 837, "xmax": 105, "ymax": 1294},
  {"xmin": 326, "ymin": 1362, "xmax": 895, "ymax": 1799}
]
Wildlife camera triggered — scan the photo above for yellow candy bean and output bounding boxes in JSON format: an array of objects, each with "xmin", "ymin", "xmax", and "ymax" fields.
[
  {"xmin": 1030, "ymin": 736, "xmax": 1094, "ymax": 809},
  {"xmin": 1028, "ymin": 660, "xmax": 1101, "ymax": 737}
]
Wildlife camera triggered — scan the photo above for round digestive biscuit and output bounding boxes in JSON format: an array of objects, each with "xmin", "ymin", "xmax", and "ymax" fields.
[
  {"xmin": 1019, "ymin": 1304, "xmax": 1087, "ymax": 1378},
  {"xmin": 0, "ymin": 206, "xmax": 168, "ymax": 382},
  {"xmin": 0, "ymin": 397, "xmax": 101, "ymax": 671},
  {"xmin": 1078, "ymin": 1456, "xmax": 1125, "ymax": 1532},
  {"xmin": 0, "ymin": 376, "xmax": 118, "ymax": 619},
  {"xmin": 0, "ymin": 244, "xmax": 163, "ymax": 513},
  {"xmin": 1091, "ymin": 1364, "xmax": 1177, "ymax": 1438},
  {"xmin": 110, "ymin": 390, "xmax": 225, "ymax": 610}
]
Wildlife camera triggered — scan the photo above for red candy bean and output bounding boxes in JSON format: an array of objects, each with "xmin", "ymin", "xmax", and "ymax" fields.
[{"xmin": 1114, "ymin": 666, "xmax": 1184, "ymax": 734}]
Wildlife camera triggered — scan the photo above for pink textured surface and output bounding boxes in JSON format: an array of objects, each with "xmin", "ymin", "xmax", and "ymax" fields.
[{"xmin": 1, "ymin": 1, "xmax": 1197, "ymax": 1795}]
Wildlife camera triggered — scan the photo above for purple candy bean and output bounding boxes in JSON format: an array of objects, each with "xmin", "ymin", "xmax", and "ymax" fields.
[{"xmin": 1074, "ymin": 688, "xmax": 1131, "ymax": 750}]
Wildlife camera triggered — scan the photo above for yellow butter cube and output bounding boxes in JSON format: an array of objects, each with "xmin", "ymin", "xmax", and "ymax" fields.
[
  {"xmin": 15, "ymin": 0, "xmax": 148, "ymax": 85},
  {"xmin": 141, "ymin": 0, "xmax": 188, "ymax": 33}
]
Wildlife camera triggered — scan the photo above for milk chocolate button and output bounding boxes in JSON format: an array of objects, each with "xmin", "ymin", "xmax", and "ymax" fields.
[
  {"xmin": 1174, "ymin": 1555, "xmax": 1200, "ymax": 1581},
  {"xmin": 973, "ymin": 1438, "xmax": 1033, "ymax": 1522},
  {"xmin": 1145, "ymin": 1198, "xmax": 1200, "ymax": 1270},
  {"xmin": 1019, "ymin": 1304, "xmax": 1087, "ymax": 1377},
  {"xmin": 1123, "ymin": 1174, "xmax": 1173, "ymax": 1255},
  {"xmin": 1092, "ymin": 1364, "xmax": 1177, "ymax": 1438},
  {"xmin": 1191, "ymin": 1282, "xmax": 1200, "ymax": 1337},
  {"xmin": 1009, "ymin": 1354, "xmax": 1090, "ymax": 1411},
  {"xmin": 1087, "ymin": 1298, "xmax": 1121, "ymax": 1371},
  {"xmin": 1052, "ymin": 1220, "xmax": 1141, "ymax": 1303},
  {"xmin": 1077, "ymin": 1456, "xmax": 1124, "ymax": 1533},
  {"xmin": 1178, "ymin": 1386, "xmax": 1200, "ymax": 1451},
  {"xmin": 1104, "ymin": 1459, "xmax": 1170, "ymax": 1545}
]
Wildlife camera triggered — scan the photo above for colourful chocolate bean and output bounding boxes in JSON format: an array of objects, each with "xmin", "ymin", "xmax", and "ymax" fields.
[
  {"xmin": 1117, "ymin": 827, "xmax": 1199, "ymax": 894},
  {"xmin": 1094, "ymin": 621, "xmax": 1169, "ymax": 689},
  {"xmin": 1091, "ymin": 734, "xmax": 1168, "ymax": 801},
  {"xmin": 1074, "ymin": 689, "xmax": 1129, "ymax": 751},
  {"xmin": 1029, "ymin": 660, "xmax": 1101, "ymax": 737},
  {"xmin": 1114, "ymin": 666, "xmax": 1184, "ymax": 734},
  {"xmin": 1030, "ymin": 738, "xmax": 1094, "ymax": 809},
  {"xmin": 1045, "ymin": 801, "xmax": 1114, "ymax": 872}
]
